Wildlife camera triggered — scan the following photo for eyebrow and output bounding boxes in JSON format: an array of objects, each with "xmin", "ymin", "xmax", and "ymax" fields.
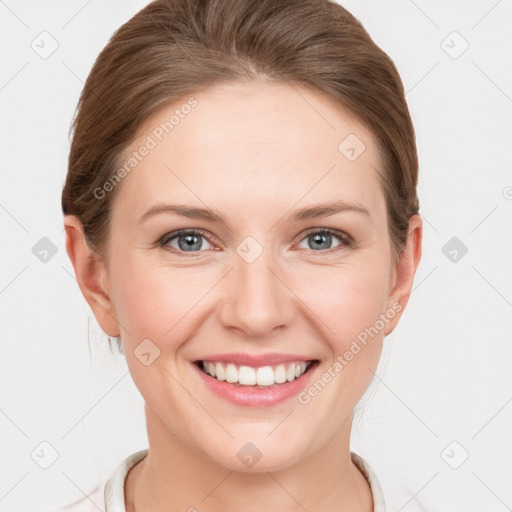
[{"xmin": 138, "ymin": 200, "xmax": 370, "ymax": 225}]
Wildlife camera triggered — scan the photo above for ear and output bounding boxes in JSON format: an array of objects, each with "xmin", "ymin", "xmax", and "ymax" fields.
[
  {"xmin": 63, "ymin": 215, "xmax": 120, "ymax": 337},
  {"xmin": 384, "ymin": 214, "xmax": 423, "ymax": 336}
]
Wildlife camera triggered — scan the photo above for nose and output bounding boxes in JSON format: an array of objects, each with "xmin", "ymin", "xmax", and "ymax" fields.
[{"xmin": 219, "ymin": 245, "xmax": 296, "ymax": 338}]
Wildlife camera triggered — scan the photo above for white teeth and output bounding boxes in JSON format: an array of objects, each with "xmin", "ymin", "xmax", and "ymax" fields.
[
  {"xmin": 215, "ymin": 362, "xmax": 225, "ymax": 381},
  {"xmin": 199, "ymin": 360, "xmax": 312, "ymax": 386},
  {"xmin": 239, "ymin": 365, "xmax": 257, "ymax": 385},
  {"xmin": 226, "ymin": 363, "xmax": 238, "ymax": 383},
  {"xmin": 274, "ymin": 364, "xmax": 287, "ymax": 383},
  {"xmin": 256, "ymin": 366, "xmax": 274, "ymax": 386}
]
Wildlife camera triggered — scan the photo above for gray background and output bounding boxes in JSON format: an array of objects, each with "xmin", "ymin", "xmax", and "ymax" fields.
[{"xmin": 1, "ymin": 1, "xmax": 511, "ymax": 510}]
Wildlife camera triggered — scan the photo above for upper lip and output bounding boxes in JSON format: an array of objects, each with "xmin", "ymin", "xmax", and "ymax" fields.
[{"xmin": 195, "ymin": 353, "xmax": 317, "ymax": 367}]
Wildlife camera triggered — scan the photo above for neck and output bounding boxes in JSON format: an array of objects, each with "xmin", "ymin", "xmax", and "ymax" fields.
[{"xmin": 125, "ymin": 407, "xmax": 373, "ymax": 512}]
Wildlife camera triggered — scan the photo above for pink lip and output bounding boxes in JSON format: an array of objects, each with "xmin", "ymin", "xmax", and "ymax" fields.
[
  {"xmin": 195, "ymin": 352, "xmax": 315, "ymax": 367},
  {"xmin": 192, "ymin": 359, "xmax": 320, "ymax": 407}
]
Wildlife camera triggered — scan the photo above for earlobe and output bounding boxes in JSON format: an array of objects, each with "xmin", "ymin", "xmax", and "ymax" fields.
[
  {"xmin": 63, "ymin": 215, "xmax": 120, "ymax": 337},
  {"xmin": 384, "ymin": 214, "xmax": 423, "ymax": 336}
]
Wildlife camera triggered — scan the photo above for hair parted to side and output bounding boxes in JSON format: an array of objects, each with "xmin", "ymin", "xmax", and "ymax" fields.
[{"xmin": 61, "ymin": 0, "xmax": 419, "ymax": 265}]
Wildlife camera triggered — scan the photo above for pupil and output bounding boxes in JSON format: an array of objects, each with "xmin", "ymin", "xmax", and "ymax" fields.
[
  {"xmin": 311, "ymin": 233, "xmax": 330, "ymax": 250},
  {"xmin": 179, "ymin": 234, "xmax": 201, "ymax": 251}
]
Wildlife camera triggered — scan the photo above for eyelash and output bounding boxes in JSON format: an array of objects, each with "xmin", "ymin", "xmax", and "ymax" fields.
[{"xmin": 157, "ymin": 228, "xmax": 355, "ymax": 256}]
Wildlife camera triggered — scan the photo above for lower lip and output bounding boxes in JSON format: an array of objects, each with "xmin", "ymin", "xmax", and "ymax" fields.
[{"xmin": 192, "ymin": 361, "xmax": 319, "ymax": 407}]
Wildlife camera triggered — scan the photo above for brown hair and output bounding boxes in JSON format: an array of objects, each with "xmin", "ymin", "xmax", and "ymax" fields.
[{"xmin": 61, "ymin": 0, "xmax": 419, "ymax": 264}]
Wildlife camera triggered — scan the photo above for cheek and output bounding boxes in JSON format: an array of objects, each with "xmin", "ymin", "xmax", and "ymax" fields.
[
  {"xmin": 288, "ymin": 263, "xmax": 389, "ymax": 433},
  {"xmin": 292, "ymin": 259, "xmax": 391, "ymax": 349},
  {"xmin": 111, "ymin": 256, "xmax": 213, "ymax": 344},
  {"xmin": 110, "ymin": 262, "xmax": 204, "ymax": 409}
]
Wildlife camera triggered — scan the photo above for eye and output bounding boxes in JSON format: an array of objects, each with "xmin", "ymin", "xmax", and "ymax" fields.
[
  {"xmin": 158, "ymin": 227, "xmax": 354, "ymax": 256},
  {"xmin": 159, "ymin": 229, "xmax": 213, "ymax": 253},
  {"xmin": 296, "ymin": 228, "xmax": 353, "ymax": 252}
]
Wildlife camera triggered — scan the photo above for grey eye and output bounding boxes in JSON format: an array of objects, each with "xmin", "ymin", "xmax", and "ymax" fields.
[
  {"xmin": 298, "ymin": 231, "xmax": 343, "ymax": 251},
  {"xmin": 166, "ymin": 232, "xmax": 213, "ymax": 252}
]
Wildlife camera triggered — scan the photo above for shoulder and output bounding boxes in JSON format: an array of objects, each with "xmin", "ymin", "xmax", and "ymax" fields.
[
  {"xmin": 351, "ymin": 452, "xmax": 387, "ymax": 512},
  {"xmin": 352, "ymin": 452, "xmax": 432, "ymax": 512},
  {"xmin": 104, "ymin": 448, "xmax": 149, "ymax": 510},
  {"xmin": 43, "ymin": 449, "xmax": 149, "ymax": 512},
  {"xmin": 48, "ymin": 482, "xmax": 106, "ymax": 512}
]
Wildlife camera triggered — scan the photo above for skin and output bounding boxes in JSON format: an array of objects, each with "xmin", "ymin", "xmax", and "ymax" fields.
[{"xmin": 65, "ymin": 80, "xmax": 422, "ymax": 512}]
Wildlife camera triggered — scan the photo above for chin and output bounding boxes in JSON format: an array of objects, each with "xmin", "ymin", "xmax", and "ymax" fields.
[{"xmin": 201, "ymin": 437, "xmax": 308, "ymax": 473}]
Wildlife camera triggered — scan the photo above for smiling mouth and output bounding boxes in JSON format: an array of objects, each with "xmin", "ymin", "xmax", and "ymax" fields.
[{"xmin": 194, "ymin": 359, "xmax": 319, "ymax": 388}]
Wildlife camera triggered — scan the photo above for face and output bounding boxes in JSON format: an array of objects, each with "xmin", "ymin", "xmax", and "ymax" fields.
[{"xmin": 72, "ymin": 80, "xmax": 420, "ymax": 472}]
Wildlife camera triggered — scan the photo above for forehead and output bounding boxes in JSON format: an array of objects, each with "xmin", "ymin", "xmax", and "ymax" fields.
[{"xmin": 112, "ymin": 80, "xmax": 385, "ymax": 225}]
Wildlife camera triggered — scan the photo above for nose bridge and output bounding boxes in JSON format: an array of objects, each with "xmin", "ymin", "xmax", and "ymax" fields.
[{"xmin": 219, "ymin": 235, "xmax": 293, "ymax": 337}]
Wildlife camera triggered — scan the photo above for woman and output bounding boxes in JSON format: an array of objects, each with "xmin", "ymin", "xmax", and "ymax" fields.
[{"xmin": 61, "ymin": 0, "xmax": 422, "ymax": 510}]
